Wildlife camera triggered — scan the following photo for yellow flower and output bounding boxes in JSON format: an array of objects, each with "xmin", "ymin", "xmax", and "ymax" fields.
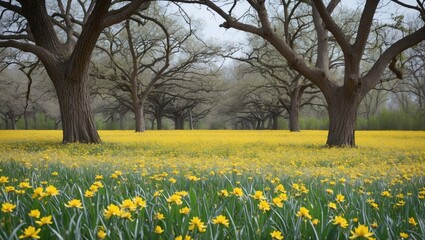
[
  {"xmin": 312, "ymin": 219, "xmax": 319, "ymax": 225},
  {"xmin": 275, "ymin": 184, "xmax": 286, "ymax": 193},
  {"xmin": 18, "ymin": 226, "xmax": 41, "ymax": 239},
  {"xmin": 189, "ymin": 216, "xmax": 207, "ymax": 232},
  {"xmin": 92, "ymin": 181, "xmax": 104, "ymax": 188},
  {"xmin": 133, "ymin": 196, "xmax": 147, "ymax": 208},
  {"xmin": 167, "ymin": 194, "xmax": 183, "ymax": 205},
  {"xmin": 104, "ymin": 204, "xmax": 120, "ymax": 219},
  {"xmin": 179, "ymin": 207, "xmax": 190, "ymax": 215},
  {"xmin": 51, "ymin": 171, "xmax": 58, "ymax": 176},
  {"xmin": 155, "ymin": 212, "xmax": 165, "ymax": 220},
  {"xmin": 328, "ymin": 202, "xmax": 337, "ymax": 210},
  {"xmin": 155, "ymin": 225, "xmax": 164, "ymax": 234},
  {"xmin": 5, "ymin": 186, "xmax": 15, "ymax": 192},
  {"xmin": 218, "ymin": 189, "xmax": 229, "ymax": 197},
  {"xmin": 153, "ymin": 190, "xmax": 163, "ymax": 197},
  {"xmin": 120, "ymin": 199, "xmax": 137, "ymax": 211},
  {"xmin": 258, "ymin": 200, "xmax": 270, "ymax": 212},
  {"xmin": 371, "ymin": 222, "xmax": 378, "ymax": 228},
  {"xmin": 272, "ymin": 197, "xmax": 284, "ymax": 208},
  {"xmin": 187, "ymin": 175, "xmax": 200, "ymax": 181},
  {"xmin": 84, "ymin": 190, "xmax": 94, "ymax": 198},
  {"xmin": 65, "ymin": 199, "xmax": 83, "ymax": 209},
  {"xmin": 45, "ymin": 185, "xmax": 59, "ymax": 196},
  {"xmin": 35, "ymin": 215, "xmax": 53, "ymax": 226},
  {"xmin": 212, "ymin": 215, "xmax": 229, "ymax": 227},
  {"xmin": 400, "ymin": 232, "xmax": 409, "ymax": 239},
  {"xmin": 270, "ymin": 230, "xmax": 284, "ymax": 240},
  {"xmin": 2, "ymin": 202, "xmax": 16, "ymax": 213},
  {"xmin": 95, "ymin": 175, "xmax": 104, "ymax": 180},
  {"xmin": 97, "ymin": 229, "xmax": 107, "ymax": 239},
  {"xmin": 28, "ymin": 210, "xmax": 41, "ymax": 219},
  {"xmin": 232, "ymin": 187, "xmax": 244, "ymax": 197},
  {"xmin": 119, "ymin": 209, "xmax": 133, "ymax": 220},
  {"xmin": 333, "ymin": 216, "xmax": 349, "ymax": 228},
  {"xmin": 381, "ymin": 190, "xmax": 392, "ymax": 198},
  {"xmin": 169, "ymin": 178, "xmax": 177, "ymax": 183},
  {"xmin": 409, "ymin": 217, "xmax": 417, "ymax": 226},
  {"xmin": 295, "ymin": 207, "xmax": 312, "ymax": 219},
  {"xmin": 335, "ymin": 194, "xmax": 345, "ymax": 203},
  {"xmin": 0, "ymin": 176, "xmax": 9, "ymax": 184},
  {"xmin": 89, "ymin": 185, "xmax": 99, "ymax": 192},
  {"xmin": 349, "ymin": 224, "xmax": 374, "ymax": 240},
  {"xmin": 250, "ymin": 190, "xmax": 266, "ymax": 200},
  {"xmin": 18, "ymin": 182, "xmax": 32, "ymax": 189},
  {"xmin": 32, "ymin": 187, "xmax": 44, "ymax": 199}
]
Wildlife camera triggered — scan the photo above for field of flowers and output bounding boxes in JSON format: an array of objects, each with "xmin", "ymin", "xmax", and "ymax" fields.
[{"xmin": 0, "ymin": 130, "xmax": 424, "ymax": 239}]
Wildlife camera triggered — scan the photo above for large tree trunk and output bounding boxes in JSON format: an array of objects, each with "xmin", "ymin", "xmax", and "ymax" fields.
[
  {"xmin": 55, "ymin": 77, "xmax": 100, "ymax": 143},
  {"xmin": 326, "ymin": 92, "xmax": 362, "ymax": 147},
  {"xmin": 288, "ymin": 101, "xmax": 300, "ymax": 132},
  {"xmin": 156, "ymin": 115, "xmax": 163, "ymax": 130},
  {"xmin": 135, "ymin": 104, "xmax": 146, "ymax": 132}
]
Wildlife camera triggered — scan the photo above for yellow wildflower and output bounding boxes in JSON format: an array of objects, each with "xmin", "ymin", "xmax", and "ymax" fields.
[
  {"xmin": 133, "ymin": 196, "xmax": 147, "ymax": 208},
  {"xmin": 1, "ymin": 202, "xmax": 16, "ymax": 213},
  {"xmin": 218, "ymin": 189, "xmax": 229, "ymax": 197},
  {"xmin": 0, "ymin": 176, "xmax": 9, "ymax": 184},
  {"xmin": 95, "ymin": 175, "xmax": 103, "ymax": 180},
  {"xmin": 312, "ymin": 219, "xmax": 319, "ymax": 225},
  {"xmin": 120, "ymin": 199, "xmax": 137, "ymax": 211},
  {"xmin": 212, "ymin": 215, "xmax": 229, "ymax": 227},
  {"xmin": 18, "ymin": 182, "xmax": 32, "ymax": 189},
  {"xmin": 45, "ymin": 185, "xmax": 59, "ymax": 196},
  {"xmin": 167, "ymin": 194, "xmax": 183, "ymax": 205},
  {"xmin": 409, "ymin": 217, "xmax": 417, "ymax": 226},
  {"xmin": 18, "ymin": 226, "xmax": 41, "ymax": 239},
  {"xmin": 272, "ymin": 197, "xmax": 284, "ymax": 208},
  {"xmin": 97, "ymin": 229, "xmax": 107, "ymax": 239},
  {"xmin": 155, "ymin": 225, "xmax": 164, "ymax": 234},
  {"xmin": 188, "ymin": 216, "xmax": 207, "ymax": 232},
  {"xmin": 328, "ymin": 202, "xmax": 337, "ymax": 210},
  {"xmin": 295, "ymin": 207, "xmax": 312, "ymax": 219},
  {"xmin": 155, "ymin": 212, "xmax": 165, "ymax": 220},
  {"xmin": 35, "ymin": 215, "xmax": 53, "ymax": 226},
  {"xmin": 349, "ymin": 224, "xmax": 374, "ymax": 240},
  {"xmin": 333, "ymin": 216, "xmax": 349, "ymax": 228},
  {"xmin": 258, "ymin": 200, "xmax": 270, "ymax": 212},
  {"xmin": 64, "ymin": 199, "xmax": 83, "ymax": 209},
  {"xmin": 28, "ymin": 209, "xmax": 41, "ymax": 218},
  {"xmin": 179, "ymin": 207, "xmax": 190, "ymax": 215},
  {"xmin": 32, "ymin": 187, "xmax": 44, "ymax": 199},
  {"xmin": 326, "ymin": 189, "xmax": 334, "ymax": 194},
  {"xmin": 270, "ymin": 230, "xmax": 284, "ymax": 240},
  {"xmin": 84, "ymin": 190, "xmax": 94, "ymax": 198},
  {"xmin": 104, "ymin": 204, "xmax": 120, "ymax": 219},
  {"xmin": 336, "ymin": 194, "xmax": 345, "ymax": 203},
  {"xmin": 250, "ymin": 190, "xmax": 266, "ymax": 200},
  {"xmin": 400, "ymin": 232, "xmax": 408, "ymax": 239},
  {"xmin": 233, "ymin": 187, "xmax": 243, "ymax": 197}
]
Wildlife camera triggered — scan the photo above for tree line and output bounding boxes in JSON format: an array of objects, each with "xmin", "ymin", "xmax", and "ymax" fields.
[{"xmin": 0, "ymin": 0, "xmax": 424, "ymax": 146}]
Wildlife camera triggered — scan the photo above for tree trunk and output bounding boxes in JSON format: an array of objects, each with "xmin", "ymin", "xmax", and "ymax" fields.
[
  {"xmin": 189, "ymin": 109, "xmax": 194, "ymax": 130},
  {"xmin": 288, "ymin": 103, "xmax": 300, "ymax": 132},
  {"xmin": 10, "ymin": 116, "xmax": 17, "ymax": 130},
  {"xmin": 24, "ymin": 113, "xmax": 29, "ymax": 130},
  {"xmin": 272, "ymin": 114, "xmax": 279, "ymax": 130},
  {"xmin": 156, "ymin": 116, "xmax": 163, "ymax": 130},
  {"xmin": 326, "ymin": 93, "xmax": 361, "ymax": 147},
  {"xmin": 135, "ymin": 104, "xmax": 146, "ymax": 132},
  {"xmin": 55, "ymin": 77, "xmax": 100, "ymax": 143}
]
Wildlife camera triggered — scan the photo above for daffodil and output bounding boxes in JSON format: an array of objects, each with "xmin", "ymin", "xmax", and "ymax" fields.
[
  {"xmin": 179, "ymin": 207, "xmax": 190, "ymax": 215},
  {"xmin": 35, "ymin": 215, "xmax": 53, "ymax": 226},
  {"xmin": 296, "ymin": 207, "xmax": 312, "ymax": 219},
  {"xmin": 104, "ymin": 204, "xmax": 120, "ymax": 219},
  {"xmin": 155, "ymin": 225, "xmax": 164, "ymax": 234},
  {"xmin": 333, "ymin": 216, "xmax": 349, "ymax": 228},
  {"xmin": 28, "ymin": 209, "xmax": 41, "ymax": 218},
  {"xmin": 189, "ymin": 216, "xmax": 207, "ymax": 232},
  {"xmin": 212, "ymin": 215, "xmax": 229, "ymax": 227},
  {"xmin": 270, "ymin": 230, "xmax": 284, "ymax": 240},
  {"xmin": 64, "ymin": 199, "xmax": 83, "ymax": 209},
  {"xmin": 258, "ymin": 200, "xmax": 270, "ymax": 212},
  {"xmin": 1, "ymin": 202, "xmax": 16, "ymax": 213},
  {"xmin": 45, "ymin": 185, "xmax": 59, "ymax": 196},
  {"xmin": 97, "ymin": 229, "xmax": 107, "ymax": 239},
  {"xmin": 18, "ymin": 226, "xmax": 41, "ymax": 239},
  {"xmin": 349, "ymin": 224, "xmax": 374, "ymax": 240},
  {"xmin": 232, "ymin": 187, "xmax": 243, "ymax": 197}
]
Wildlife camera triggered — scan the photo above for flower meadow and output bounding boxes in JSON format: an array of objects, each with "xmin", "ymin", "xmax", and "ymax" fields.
[{"xmin": 0, "ymin": 130, "xmax": 424, "ymax": 240}]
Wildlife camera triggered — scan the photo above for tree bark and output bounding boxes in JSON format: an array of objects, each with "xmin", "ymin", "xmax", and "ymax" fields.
[
  {"xmin": 288, "ymin": 105, "xmax": 300, "ymax": 132},
  {"xmin": 326, "ymin": 91, "xmax": 362, "ymax": 147},
  {"xmin": 156, "ymin": 115, "xmax": 163, "ymax": 130},
  {"xmin": 55, "ymin": 76, "xmax": 100, "ymax": 143},
  {"xmin": 135, "ymin": 104, "xmax": 146, "ymax": 132}
]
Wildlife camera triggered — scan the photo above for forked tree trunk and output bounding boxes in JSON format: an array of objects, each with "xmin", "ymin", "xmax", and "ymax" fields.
[
  {"xmin": 326, "ymin": 93, "xmax": 362, "ymax": 147},
  {"xmin": 135, "ymin": 104, "xmax": 146, "ymax": 132},
  {"xmin": 55, "ymin": 77, "xmax": 100, "ymax": 143}
]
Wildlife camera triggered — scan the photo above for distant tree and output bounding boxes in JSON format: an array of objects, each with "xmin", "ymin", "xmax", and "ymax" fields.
[{"xmin": 0, "ymin": 0, "xmax": 149, "ymax": 143}]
